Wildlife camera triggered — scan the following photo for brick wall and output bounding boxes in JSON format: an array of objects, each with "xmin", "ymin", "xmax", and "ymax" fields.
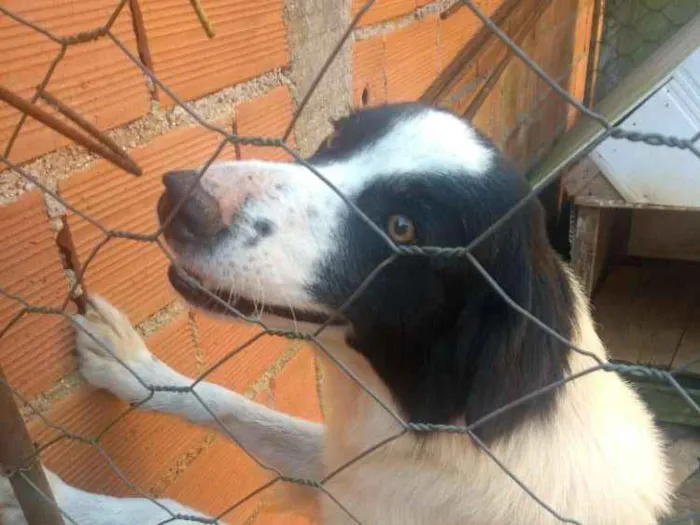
[{"xmin": 0, "ymin": 0, "xmax": 597, "ymax": 523}]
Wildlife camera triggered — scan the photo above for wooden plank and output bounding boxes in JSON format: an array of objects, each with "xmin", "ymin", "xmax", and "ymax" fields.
[
  {"xmin": 570, "ymin": 204, "xmax": 628, "ymax": 296},
  {"xmin": 564, "ymin": 158, "xmax": 700, "ymax": 212},
  {"xmin": 573, "ymin": 198, "xmax": 700, "ymax": 212},
  {"xmin": 593, "ymin": 260, "xmax": 700, "ymax": 366},
  {"xmin": 422, "ymin": 0, "xmax": 550, "ymax": 116},
  {"xmin": 632, "ymin": 381, "xmax": 700, "ymax": 428},
  {"xmin": 571, "ymin": 206, "xmax": 603, "ymax": 295},
  {"xmin": 671, "ymin": 303, "xmax": 700, "ymax": 375},
  {"xmin": 565, "ymin": 164, "xmax": 625, "ymax": 204},
  {"xmin": 583, "ymin": 0, "xmax": 607, "ymax": 107},
  {"xmin": 529, "ymin": 13, "xmax": 700, "ymax": 185},
  {"xmin": 563, "ymin": 157, "xmax": 605, "ymax": 198},
  {"xmin": 0, "ymin": 365, "xmax": 65, "ymax": 525},
  {"xmin": 627, "ymin": 209, "xmax": 700, "ymax": 262},
  {"xmin": 462, "ymin": 1, "xmax": 551, "ymax": 119},
  {"xmin": 422, "ymin": 0, "xmax": 520, "ymax": 105}
]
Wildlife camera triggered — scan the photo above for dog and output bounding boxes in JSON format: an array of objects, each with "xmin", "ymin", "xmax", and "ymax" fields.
[{"xmin": 1, "ymin": 103, "xmax": 672, "ymax": 525}]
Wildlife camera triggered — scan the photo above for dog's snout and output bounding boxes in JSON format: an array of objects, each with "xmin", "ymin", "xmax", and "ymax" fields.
[{"xmin": 159, "ymin": 170, "xmax": 225, "ymax": 241}]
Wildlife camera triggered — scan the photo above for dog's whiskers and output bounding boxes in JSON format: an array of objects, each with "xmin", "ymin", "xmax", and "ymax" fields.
[{"xmin": 253, "ymin": 275, "xmax": 264, "ymax": 320}]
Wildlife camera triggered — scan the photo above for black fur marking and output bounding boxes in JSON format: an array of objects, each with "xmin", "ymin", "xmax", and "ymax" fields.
[
  {"xmin": 309, "ymin": 103, "xmax": 426, "ymax": 163},
  {"xmin": 253, "ymin": 219, "xmax": 275, "ymax": 237},
  {"xmin": 244, "ymin": 219, "xmax": 276, "ymax": 248},
  {"xmin": 308, "ymin": 104, "xmax": 575, "ymax": 443}
]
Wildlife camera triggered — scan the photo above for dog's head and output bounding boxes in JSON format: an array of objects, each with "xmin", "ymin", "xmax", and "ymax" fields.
[{"xmin": 158, "ymin": 102, "xmax": 574, "ymax": 440}]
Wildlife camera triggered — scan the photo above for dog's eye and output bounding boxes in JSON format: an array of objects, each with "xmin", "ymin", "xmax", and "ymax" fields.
[{"xmin": 387, "ymin": 214, "xmax": 416, "ymax": 244}]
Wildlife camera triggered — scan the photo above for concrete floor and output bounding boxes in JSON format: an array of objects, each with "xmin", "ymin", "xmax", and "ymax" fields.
[{"xmin": 662, "ymin": 423, "xmax": 700, "ymax": 523}]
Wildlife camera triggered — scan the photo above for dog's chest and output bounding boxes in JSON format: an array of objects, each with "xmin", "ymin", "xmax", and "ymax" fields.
[{"xmin": 315, "ymin": 349, "xmax": 404, "ymax": 468}]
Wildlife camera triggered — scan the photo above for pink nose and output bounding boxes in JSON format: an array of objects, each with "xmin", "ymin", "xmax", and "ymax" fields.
[{"xmin": 158, "ymin": 170, "xmax": 226, "ymax": 242}]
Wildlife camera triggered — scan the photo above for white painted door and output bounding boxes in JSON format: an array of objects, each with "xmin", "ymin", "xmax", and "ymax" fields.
[{"xmin": 590, "ymin": 47, "xmax": 700, "ymax": 208}]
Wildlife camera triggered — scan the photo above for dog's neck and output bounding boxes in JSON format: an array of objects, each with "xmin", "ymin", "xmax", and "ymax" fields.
[{"xmin": 310, "ymin": 327, "xmax": 407, "ymax": 471}]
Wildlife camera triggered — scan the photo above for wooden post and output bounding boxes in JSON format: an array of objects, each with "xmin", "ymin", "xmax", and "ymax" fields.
[{"xmin": 0, "ymin": 365, "xmax": 65, "ymax": 525}]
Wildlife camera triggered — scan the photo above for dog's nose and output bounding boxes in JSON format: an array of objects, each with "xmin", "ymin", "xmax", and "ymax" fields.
[{"xmin": 159, "ymin": 170, "xmax": 225, "ymax": 241}]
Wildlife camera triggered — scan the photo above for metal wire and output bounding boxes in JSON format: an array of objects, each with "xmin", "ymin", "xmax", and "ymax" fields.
[
  {"xmin": 1, "ymin": 1, "xmax": 699, "ymax": 524},
  {"xmin": 592, "ymin": 0, "xmax": 700, "ymax": 103}
]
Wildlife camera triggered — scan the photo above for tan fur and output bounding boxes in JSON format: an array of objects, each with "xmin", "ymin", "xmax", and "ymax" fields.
[
  {"xmin": 270, "ymin": 267, "xmax": 673, "ymax": 525},
  {"xmin": 36, "ymin": 268, "xmax": 671, "ymax": 525}
]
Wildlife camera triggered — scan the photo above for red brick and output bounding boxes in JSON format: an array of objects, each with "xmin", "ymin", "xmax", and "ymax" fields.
[
  {"xmin": 0, "ymin": 1, "xmax": 150, "ymax": 164},
  {"xmin": 28, "ymin": 314, "xmax": 204, "ymax": 496},
  {"xmin": 385, "ymin": 16, "xmax": 440, "ymax": 102},
  {"xmin": 352, "ymin": 37, "xmax": 387, "ymax": 108},
  {"xmin": 267, "ymin": 348, "xmax": 322, "ymax": 423},
  {"xmin": 353, "ymin": 0, "xmax": 416, "ymax": 27},
  {"xmin": 140, "ymin": 0, "xmax": 288, "ymax": 105},
  {"xmin": 245, "ymin": 349, "xmax": 322, "ymax": 524},
  {"xmin": 146, "ymin": 314, "xmax": 199, "ymax": 376},
  {"xmin": 59, "ymin": 124, "xmax": 239, "ymax": 324},
  {"xmin": 26, "ymin": 310, "xmax": 297, "ymax": 505},
  {"xmin": 236, "ymin": 86, "xmax": 295, "ymax": 162},
  {"xmin": 0, "ymin": 191, "xmax": 76, "ymax": 397},
  {"xmin": 195, "ymin": 314, "xmax": 293, "ymax": 391},
  {"xmin": 253, "ymin": 511, "xmax": 313, "ymax": 525},
  {"xmin": 29, "ymin": 384, "xmax": 211, "ymax": 497},
  {"xmin": 163, "ymin": 432, "xmax": 272, "ymax": 524},
  {"xmin": 161, "ymin": 349, "xmax": 322, "ymax": 522}
]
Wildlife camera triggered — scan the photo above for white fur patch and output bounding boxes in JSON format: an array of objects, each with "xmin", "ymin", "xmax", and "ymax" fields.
[
  {"xmin": 171, "ymin": 107, "xmax": 493, "ymax": 316},
  {"xmin": 323, "ymin": 109, "xmax": 494, "ymax": 179}
]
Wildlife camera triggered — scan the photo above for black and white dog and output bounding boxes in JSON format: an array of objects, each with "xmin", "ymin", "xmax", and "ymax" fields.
[{"xmin": 1, "ymin": 103, "xmax": 671, "ymax": 524}]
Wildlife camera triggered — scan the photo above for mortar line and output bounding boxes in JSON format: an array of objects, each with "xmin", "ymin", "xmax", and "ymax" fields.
[{"xmin": 0, "ymin": 68, "xmax": 288, "ymax": 207}]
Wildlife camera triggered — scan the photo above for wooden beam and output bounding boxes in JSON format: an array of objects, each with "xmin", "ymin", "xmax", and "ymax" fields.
[
  {"xmin": 421, "ymin": 0, "xmax": 522, "ymax": 105},
  {"xmin": 583, "ymin": 0, "xmax": 608, "ymax": 107},
  {"xmin": 462, "ymin": 1, "xmax": 550, "ymax": 119}
]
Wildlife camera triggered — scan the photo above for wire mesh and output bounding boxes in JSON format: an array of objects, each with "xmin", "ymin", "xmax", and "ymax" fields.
[
  {"xmin": 592, "ymin": 0, "xmax": 700, "ymax": 103},
  {"xmin": 1, "ymin": 0, "xmax": 700, "ymax": 524}
]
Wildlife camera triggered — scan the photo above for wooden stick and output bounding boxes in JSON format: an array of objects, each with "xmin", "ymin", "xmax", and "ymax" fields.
[
  {"xmin": 38, "ymin": 90, "xmax": 134, "ymax": 163},
  {"xmin": 0, "ymin": 365, "xmax": 66, "ymax": 525},
  {"xmin": 189, "ymin": 0, "xmax": 216, "ymax": 38},
  {"xmin": 440, "ymin": 1, "xmax": 464, "ymax": 20},
  {"xmin": 422, "ymin": 0, "xmax": 521, "ymax": 104},
  {"xmin": 128, "ymin": 0, "xmax": 156, "ymax": 92},
  {"xmin": 463, "ymin": 0, "xmax": 551, "ymax": 119},
  {"xmin": 0, "ymin": 86, "xmax": 141, "ymax": 176}
]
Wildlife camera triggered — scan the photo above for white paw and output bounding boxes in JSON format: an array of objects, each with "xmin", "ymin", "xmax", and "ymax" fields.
[{"xmin": 74, "ymin": 295, "xmax": 165, "ymax": 405}]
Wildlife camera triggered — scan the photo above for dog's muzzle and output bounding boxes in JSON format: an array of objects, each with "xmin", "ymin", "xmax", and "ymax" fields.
[{"xmin": 158, "ymin": 170, "xmax": 226, "ymax": 243}]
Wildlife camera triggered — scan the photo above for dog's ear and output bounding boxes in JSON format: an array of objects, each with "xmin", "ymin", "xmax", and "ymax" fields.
[
  {"xmin": 370, "ymin": 204, "xmax": 575, "ymax": 442},
  {"xmin": 441, "ymin": 207, "xmax": 574, "ymax": 441}
]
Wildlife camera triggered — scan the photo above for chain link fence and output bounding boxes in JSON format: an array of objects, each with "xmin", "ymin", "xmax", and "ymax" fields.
[
  {"xmin": 1, "ymin": 0, "xmax": 700, "ymax": 524},
  {"xmin": 593, "ymin": 0, "xmax": 700, "ymax": 103}
]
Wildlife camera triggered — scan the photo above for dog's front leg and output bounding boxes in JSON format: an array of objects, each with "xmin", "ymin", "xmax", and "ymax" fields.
[
  {"xmin": 0, "ymin": 468, "xmax": 227, "ymax": 525},
  {"xmin": 73, "ymin": 296, "xmax": 324, "ymax": 481}
]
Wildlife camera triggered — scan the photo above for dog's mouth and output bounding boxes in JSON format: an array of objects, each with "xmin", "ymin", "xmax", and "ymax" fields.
[{"xmin": 167, "ymin": 265, "xmax": 346, "ymax": 326}]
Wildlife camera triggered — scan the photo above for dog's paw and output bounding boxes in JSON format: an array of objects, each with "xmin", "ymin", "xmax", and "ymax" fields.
[{"xmin": 73, "ymin": 295, "xmax": 161, "ymax": 404}]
